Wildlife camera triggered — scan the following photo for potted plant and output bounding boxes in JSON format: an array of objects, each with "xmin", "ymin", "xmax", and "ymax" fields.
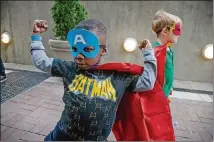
[{"xmin": 49, "ymin": 0, "xmax": 88, "ymax": 60}]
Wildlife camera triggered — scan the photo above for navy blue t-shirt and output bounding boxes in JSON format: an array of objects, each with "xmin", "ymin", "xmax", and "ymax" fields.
[{"xmin": 51, "ymin": 59, "xmax": 140, "ymax": 140}]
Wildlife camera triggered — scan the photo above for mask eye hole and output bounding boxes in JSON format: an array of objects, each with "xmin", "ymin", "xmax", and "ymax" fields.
[
  {"xmin": 72, "ymin": 46, "xmax": 77, "ymax": 52},
  {"xmin": 83, "ymin": 46, "xmax": 94, "ymax": 52}
]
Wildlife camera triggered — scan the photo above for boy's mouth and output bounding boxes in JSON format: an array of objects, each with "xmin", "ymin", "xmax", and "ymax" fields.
[
  {"xmin": 76, "ymin": 63, "xmax": 90, "ymax": 70},
  {"xmin": 76, "ymin": 62, "xmax": 87, "ymax": 67},
  {"xmin": 76, "ymin": 62, "xmax": 85, "ymax": 66}
]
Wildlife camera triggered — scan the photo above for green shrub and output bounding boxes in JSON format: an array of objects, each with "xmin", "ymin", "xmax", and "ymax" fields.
[{"xmin": 51, "ymin": 0, "xmax": 88, "ymax": 40}]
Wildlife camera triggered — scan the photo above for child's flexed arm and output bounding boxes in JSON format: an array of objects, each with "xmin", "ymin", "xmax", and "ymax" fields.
[
  {"xmin": 129, "ymin": 39, "xmax": 157, "ymax": 92},
  {"xmin": 30, "ymin": 20, "xmax": 74, "ymax": 77},
  {"xmin": 30, "ymin": 20, "xmax": 53, "ymax": 74}
]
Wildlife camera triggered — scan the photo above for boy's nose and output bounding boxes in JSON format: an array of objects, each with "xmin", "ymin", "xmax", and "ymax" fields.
[{"xmin": 76, "ymin": 53, "xmax": 85, "ymax": 59}]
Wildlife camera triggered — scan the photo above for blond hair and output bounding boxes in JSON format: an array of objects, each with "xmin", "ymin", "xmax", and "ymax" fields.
[{"xmin": 152, "ymin": 10, "xmax": 182, "ymax": 36}]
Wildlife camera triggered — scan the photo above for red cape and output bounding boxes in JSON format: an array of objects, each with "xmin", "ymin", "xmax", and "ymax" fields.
[{"xmin": 95, "ymin": 44, "xmax": 175, "ymax": 141}]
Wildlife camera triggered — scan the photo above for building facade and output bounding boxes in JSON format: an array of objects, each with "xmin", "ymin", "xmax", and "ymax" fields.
[{"xmin": 1, "ymin": 1, "xmax": 213, "ymax": 83}]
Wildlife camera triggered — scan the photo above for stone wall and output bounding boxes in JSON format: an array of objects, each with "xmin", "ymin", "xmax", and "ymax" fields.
[{"xmin": 1, "ymin": 1, "xmax": 213, "ymax": 83}]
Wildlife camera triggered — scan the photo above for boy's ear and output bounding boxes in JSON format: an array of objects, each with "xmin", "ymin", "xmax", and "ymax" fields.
[
  {"xmin": 100, "ymin": 47, "xmax": 107, "ymax": 56},
  {"xmin": 161, "ymin": 27, "xmax": 169, "ymax": 36}
]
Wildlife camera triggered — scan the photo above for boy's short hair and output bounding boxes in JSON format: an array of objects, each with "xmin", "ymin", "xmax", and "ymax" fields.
[
  {"xmin": 152, "ymin": 10, "xmax": 182, "ymax": 36},
  {"xmin": 75, "ymin": 19, "xmax": 107, "ymax": 42}
]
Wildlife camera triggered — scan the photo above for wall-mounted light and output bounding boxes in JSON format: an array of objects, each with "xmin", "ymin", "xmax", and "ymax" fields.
[
  {"xmin": 1, "ymin": 32, "xmax": 12, "ymax": 63},
  {"xmin": 201, "ymin": 44, "xmax": 213, "ymax": 60},
  {"xmin": 1, "ymin": 32, "xmax": 12, "ymax": 45},
  {"xmin": 123, "ymin": 38, "xmax": 137, "ymax": 52}
]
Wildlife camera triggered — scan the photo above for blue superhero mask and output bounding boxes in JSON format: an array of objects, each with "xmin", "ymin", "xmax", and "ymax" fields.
[{"xmin": 67, "ymin": 29, "xmax": 100, "ymax": 59}]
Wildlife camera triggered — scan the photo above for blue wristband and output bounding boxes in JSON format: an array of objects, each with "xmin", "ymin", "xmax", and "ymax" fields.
[{"xmin": 31, "ymin": 35, "xmax": 42, "ymax": 41}]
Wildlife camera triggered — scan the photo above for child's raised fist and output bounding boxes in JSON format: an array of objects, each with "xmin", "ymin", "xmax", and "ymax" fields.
[
  {"xmin": 138, "ymin": 39, "xmax": 152, "ymax": 51},
  {"xmin": 32, "ymin": 20, "xmax": 48, "ymax": 34}
]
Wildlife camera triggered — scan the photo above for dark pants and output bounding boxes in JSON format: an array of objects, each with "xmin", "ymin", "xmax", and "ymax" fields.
[
  {"xmin": 0, "ymin": 57, "xmax": 6, "ymax": 76},
  {"xmin": 44, "ymin": 122, "xmax": 72, "ymax": 141}
]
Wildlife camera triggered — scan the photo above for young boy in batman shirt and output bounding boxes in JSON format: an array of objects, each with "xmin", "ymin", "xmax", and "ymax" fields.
[{"xmin": 30, "ymin": 19, "xmax": 157, "ymax": 141}]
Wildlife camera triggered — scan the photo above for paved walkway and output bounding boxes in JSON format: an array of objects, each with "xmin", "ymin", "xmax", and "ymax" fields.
[{"xmin": 1, "ymin": 68, "xmax": 213, "ymax": 141}]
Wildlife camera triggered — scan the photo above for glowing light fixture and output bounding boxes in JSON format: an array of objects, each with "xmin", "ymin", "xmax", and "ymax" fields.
[
  {"xmin": 1, "ymin": 32, "xmax": 11, "ymax": 44},
  {"xmin": 123, "ymin": 38, "xmax": 137, "ymax": 52},
  {"xmin": 201, "ymin": 44, "xmax": 213, "ymax": 60}
]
